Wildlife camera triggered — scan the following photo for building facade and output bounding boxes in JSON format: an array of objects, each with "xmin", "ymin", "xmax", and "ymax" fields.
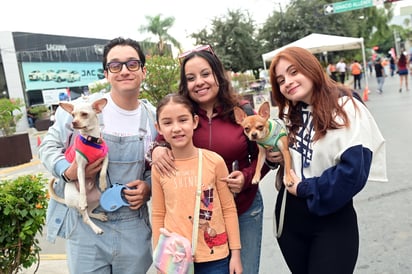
[
  {"xmin": 0, "ymin": 31, "xmax": 110, "ymax": 108},
  {"xmin": 0, "ymin": 31, "xmax": 166, "ymax": 132}
]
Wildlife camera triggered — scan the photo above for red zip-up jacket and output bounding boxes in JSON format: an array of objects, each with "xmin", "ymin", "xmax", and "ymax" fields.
[{"xmin": 156, "ymin": 105, "xmax": 269, "ymax": 215}]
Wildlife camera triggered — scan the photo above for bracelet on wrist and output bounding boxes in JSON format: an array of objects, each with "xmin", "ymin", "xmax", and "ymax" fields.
[
  {"xmin": 61, "ymin": 170, "xmax": 73, "ymax": 182},
  {"xmin": 145, "ymin": 141, "xmax": 171, "ymax": 165}
]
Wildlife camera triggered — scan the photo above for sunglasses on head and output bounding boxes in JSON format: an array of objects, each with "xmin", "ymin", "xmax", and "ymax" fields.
[
  {"xmin": 105, "ymin": 59, "xmax": 143, "ymax": 73},
  {"xmin": 178, "ymin": 45, "xmax": 215, "ymax": 64}
]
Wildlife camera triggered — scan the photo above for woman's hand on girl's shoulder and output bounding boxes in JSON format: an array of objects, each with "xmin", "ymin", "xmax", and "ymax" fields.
[{"xmin": 151, "ymin": 146, "xmax": 176, "ymax": 177}]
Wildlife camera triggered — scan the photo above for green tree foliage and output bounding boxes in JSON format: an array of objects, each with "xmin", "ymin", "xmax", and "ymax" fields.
[
  {"xmin": 138, "ymin": 1, "xmax": 408, "ymax": 87},
  {"xmin": 0, "ymin": 98, "xmax": 23, "ymax": 136},
  {"xmin": 0, "ymin": 174, "xmax": 48, "ymax": 274},
  {"xmin": 139, "ymin": 14, "xmax": 182, "ymax": 55},
  {"xmin": 186, "ymin": 2, "xmax": 401, "ymax": 78},
  {"xmin": 89, "ymin": 81, "xmax": 110, "ymax": 94},
  {"xmin": 259, "ymin": 1, "xmax": 368, "ymax": 50},
  {"xmin": 140, "ymin": 55, "xmax": 180, "ymax": 106},
  {"xmin": 191, "ymin": 10, "xmax": 262, "ymax": 77},
  {"xmin": 366, "ymin": 6, "xmax": 395, "ymax": 53},
  {"xmin": 257, "ymin": 0, "xmax": 396, "ymax": 64}
]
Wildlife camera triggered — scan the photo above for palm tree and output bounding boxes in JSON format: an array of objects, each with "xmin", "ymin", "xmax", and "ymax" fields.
[{"xmin": 139, "ymin": 14, "xmax": 182, "ymax": 56}]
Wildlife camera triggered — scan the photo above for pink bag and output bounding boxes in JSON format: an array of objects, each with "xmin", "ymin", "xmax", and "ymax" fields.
[{"xmin": 153, "ymin": 228, "xmax": 194, "ymax": 274}]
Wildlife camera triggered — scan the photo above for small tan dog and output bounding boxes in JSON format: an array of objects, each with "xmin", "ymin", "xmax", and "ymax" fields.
[
  {"xmin": 234, "ymin": 101, "xmax": 293, "ymax": 187},
  {"xmin": 48, "ymin": 97, "xmax": 109, "ymax": 234}
]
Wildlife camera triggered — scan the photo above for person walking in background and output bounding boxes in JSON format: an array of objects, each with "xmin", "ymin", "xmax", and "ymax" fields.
[
  {"xmin": 389, "ymin": 55, "xmax": 396, "ymax": 77},
  {"xmin": 409, "ymin": 53, "xmax": 412, "ymax": 75},
  {"xmin": 151, "ymin": 93, "xmax": 243, "ymax": 273},
  {"xmin": 350, "ymin": 59, "xmax": 362, "ymax": 90},
  {"xmin": 374, "ymin": 57, "xmax": 385, "ymax": 94},
  {"xmin": 39, "ymin": 37, "xmax": 156, "ymax": 274},
  {"xmin": 367, "ymin": 59, "xmax": 374, "ymax": 76},
  {"xmin": 267, "ymin": 46, "xmax": 387, "ymax": 274},
  {"xmin": 149, "ymin": 45, "xmax": 271, "ymax": 274},
  {"xmin": 397, "ymin": 52, "xmax": 409, "ymax": 92},
  {"xmin": 326, "ymin": 61, "xmax": 337, "ymax": 82},
  {"xmin": 336, "ymin": 58, "xmax": 346, "ymax": 84},
  {"xmin": 26, "ymin": 107, "xmax": 36, "ymax": 128}
]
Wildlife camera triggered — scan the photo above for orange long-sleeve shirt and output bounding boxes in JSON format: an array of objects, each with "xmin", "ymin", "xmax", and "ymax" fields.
[{"xmin": 151, "ymin": 148, "xmax": 241, "ymax": 263}]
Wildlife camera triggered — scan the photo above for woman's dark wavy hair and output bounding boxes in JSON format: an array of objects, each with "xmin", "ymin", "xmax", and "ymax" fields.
[
  {"xmin": 269, "ymin": 46, "xmax": 356, "ymax": 142},
  {"xmin": 178, "ymin": 50, "xmax": 240, "ymax": 121},
  {"xmin": 102, "ymin": 37, "xmax": 146, "ymax": 70}
]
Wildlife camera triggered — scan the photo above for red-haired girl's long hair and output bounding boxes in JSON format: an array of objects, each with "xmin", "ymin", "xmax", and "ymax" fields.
[{"xmin": 269, "ymin": 46, "xmax": 356, "ymax": 142}]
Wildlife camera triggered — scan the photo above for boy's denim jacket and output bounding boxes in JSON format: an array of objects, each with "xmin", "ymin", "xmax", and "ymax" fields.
[{"xmin": 39, "ymin": 93, "xmax": 156, "ymax": 243}]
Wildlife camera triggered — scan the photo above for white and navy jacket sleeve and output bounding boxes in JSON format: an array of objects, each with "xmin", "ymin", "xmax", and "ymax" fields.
[{"xmin": 293, "ymin": 96, "xmax": 387, "ymax": 216}]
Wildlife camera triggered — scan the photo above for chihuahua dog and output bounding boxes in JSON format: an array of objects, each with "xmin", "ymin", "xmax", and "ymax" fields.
[
  {"xmin": 234, "ymin": 101, "xmax": 293, "ymax": 187},
  {"xmin": 48, "ymin": 97, "xmax": 109, "ymax": 234}
]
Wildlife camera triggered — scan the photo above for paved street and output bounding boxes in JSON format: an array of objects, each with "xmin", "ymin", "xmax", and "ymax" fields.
[{"xmin": 2, "ymin": 73, "xmax": 411, "ymax": 273}]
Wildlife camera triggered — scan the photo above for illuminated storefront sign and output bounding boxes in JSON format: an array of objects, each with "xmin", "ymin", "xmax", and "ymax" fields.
[{"xmin": 22, "ymin": 62, "xmax": 104, "ymax": 91}]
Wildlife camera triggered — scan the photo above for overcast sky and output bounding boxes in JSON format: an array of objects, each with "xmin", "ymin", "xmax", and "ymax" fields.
[
  {"xmin": 0, "ymin": 0, "xmax": 409, "ymax": 52},
  {"xmin": 0, "ymin": 0, "xmax": 288, "ymax": 50}
]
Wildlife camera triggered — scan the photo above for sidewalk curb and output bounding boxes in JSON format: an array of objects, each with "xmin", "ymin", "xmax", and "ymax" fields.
[{"xmin": 40, "ymin": 254, "xmax": 67, "ymax": 260}]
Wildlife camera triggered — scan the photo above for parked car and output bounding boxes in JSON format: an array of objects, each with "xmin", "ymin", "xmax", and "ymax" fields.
[
  {"xmin": 67, "ymin": 70, "xmax": 81, "ymax": 82},
  {"xmin": 97, "ymin": 69, "xmax": 105, "ymax": 79},
  {"xmin": 55, "ymin": 69, "xmax": 70, "ymax": 82},
  {"xmin": 28, "ymin": 70, "xmax": 43, "ymax": 81},
  {"xmin": 40, "ymin": 70, "xmax": 56, "ymax": 81},
  {"xmin": 249, "ymin": 79, "xmax": 267, "ymax": 92}
]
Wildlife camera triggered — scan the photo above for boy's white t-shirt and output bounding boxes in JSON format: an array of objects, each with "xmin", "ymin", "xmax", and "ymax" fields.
[
  {"xmin": 100, "ymin": 93, "xmax": 154, "ymax": 153},
  {"xmin": 101, "ymin": 93, "xmax": 146, "ymax": 137}
]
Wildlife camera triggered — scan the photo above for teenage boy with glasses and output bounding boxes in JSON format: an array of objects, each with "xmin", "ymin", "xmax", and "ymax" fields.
[{"xmin": 39, "ymin": 37, "xmax": 156, "ymax": 274}]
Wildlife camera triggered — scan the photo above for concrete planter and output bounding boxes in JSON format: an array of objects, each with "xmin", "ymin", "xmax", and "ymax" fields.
[
  {"xmin": 34, "ymin": 119, "xmax": 51, "ymax": 131},
  {"xmin": 0, "ymin": 132, "xmax": 32, "ymax": 167}
]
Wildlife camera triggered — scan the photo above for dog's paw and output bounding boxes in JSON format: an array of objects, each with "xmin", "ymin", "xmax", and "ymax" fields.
[
  {"xmin": 86, "ymin": 220, "xmax": 104, "ymax": 234},
  {"xmin": 283, "ymin": 176, "xmax": 294, "ymax": 188},
  {"xmin": 79, "ymin": 197, "xmax": 88, "ymax": 211},
  {"xmin": 91, "ymin": 212, "xmax": 108, "ymax": 222},
  {"xmin": 79, "ymin": 203, "xmax": 87, "ymax": 211},
  {"xmin": 252, "ymin": 176, "xmax": 261, "ymax": 184},
  {"xmin": 99, "ymin": 178, "xmax": 108, "ymax": 192},
  {"xmin": 93, "ymin": 227, "xmax": 104, "ymax": 235}
]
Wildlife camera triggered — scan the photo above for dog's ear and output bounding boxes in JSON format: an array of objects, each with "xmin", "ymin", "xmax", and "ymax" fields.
[
  {"xmin": 92, "ymin": 98, "xmax": 108, "ymax": 113},
  {"xmin": 233, "ymin": 106, "xmax": 247, "ymax": 125},
  {"xmin": 59, "ymin": 102, "xmax": 74, "ymax": 114},
  {"xmin": 258, "ymin": 101, "xmax": 270, "ymax": 119}
]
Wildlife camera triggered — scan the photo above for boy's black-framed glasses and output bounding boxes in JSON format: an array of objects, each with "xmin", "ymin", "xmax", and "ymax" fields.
[
  {"xmin": 178, "ymin": 45, "xmax": 215, "ymax": 64},
  {"xmin": 106, "ymin": 60, "xmax": 143, "ymax": 73}
]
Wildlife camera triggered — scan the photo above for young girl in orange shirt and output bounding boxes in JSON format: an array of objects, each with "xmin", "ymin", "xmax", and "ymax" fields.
[{"xmin": 151, "ymin": 93, "xmax": 243, "ymax": 274}]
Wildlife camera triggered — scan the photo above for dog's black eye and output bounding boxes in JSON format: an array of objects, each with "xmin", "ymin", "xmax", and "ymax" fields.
[{"xmin": 257, "ymin": 125, "xmax": 264, "ymax": 131}]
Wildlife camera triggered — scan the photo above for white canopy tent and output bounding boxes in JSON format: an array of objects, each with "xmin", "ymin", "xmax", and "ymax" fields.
[{"xmin": 262, "ymin": 33, "xmax": 368, "ymax": 89}]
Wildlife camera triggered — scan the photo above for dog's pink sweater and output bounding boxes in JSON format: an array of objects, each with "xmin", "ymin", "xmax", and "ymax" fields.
[{"xmin": 65, "ymin": 135, "xmax": 108, "ymax": 163}]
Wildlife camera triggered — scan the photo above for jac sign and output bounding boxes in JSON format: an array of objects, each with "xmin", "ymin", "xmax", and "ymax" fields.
[{"xmin": 324, "ymin": 0, "xmax": 374, "ymax": 15}]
